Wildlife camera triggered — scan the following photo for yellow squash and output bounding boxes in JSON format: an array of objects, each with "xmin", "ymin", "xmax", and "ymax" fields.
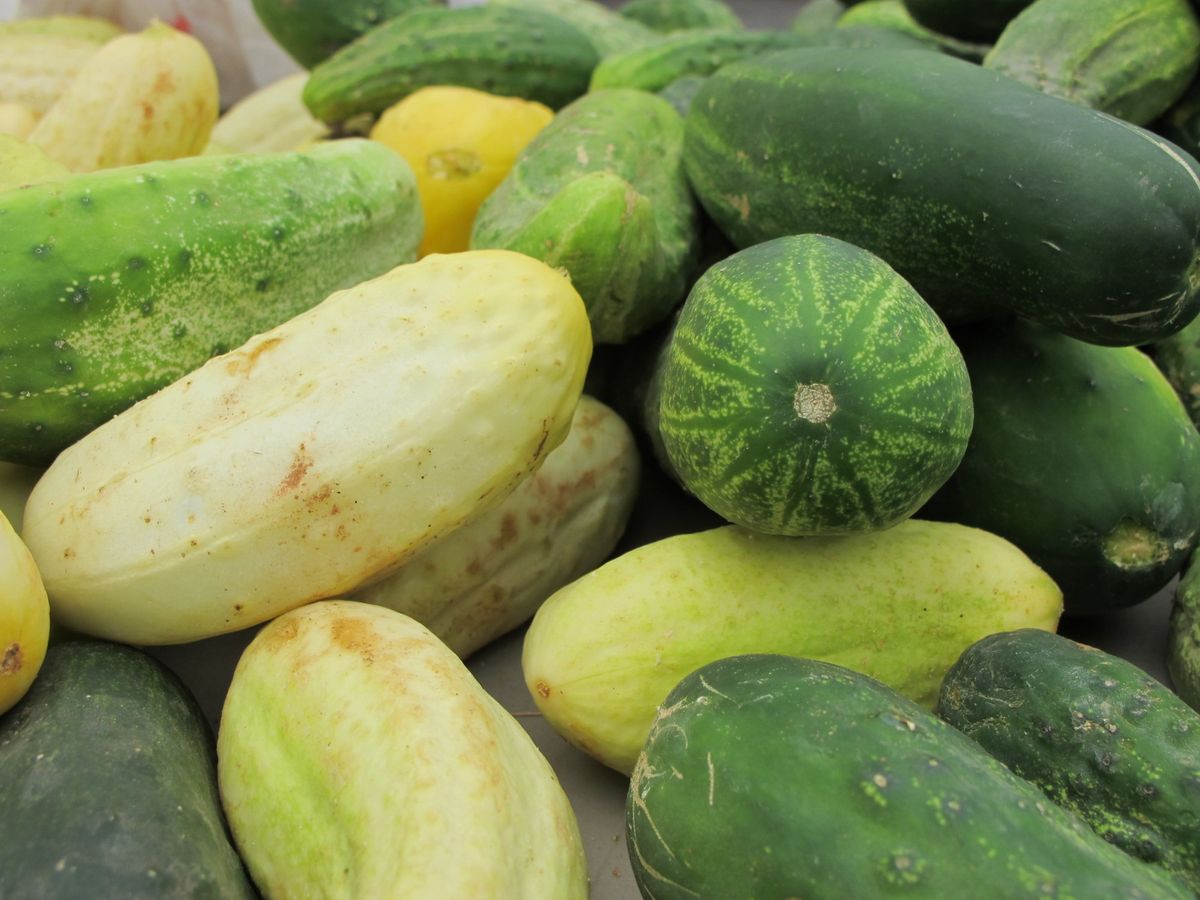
[
  {"xmin": 0, "ymin": 510, "xmax": 49, "ymax": 715},
  {"xmin": 29, "ymin": 20, "xmax": 219, "ymax": 172},
  {"xmin": 370, "ymin": 85, "xmax": 554, "ymax": 256}
]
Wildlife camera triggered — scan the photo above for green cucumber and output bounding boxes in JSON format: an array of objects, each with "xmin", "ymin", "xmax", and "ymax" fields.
[
  {"xmin": 1159, "ymin": 76, "xmax": 1200, "ymax": 158},
  {"xmin": 618, "ymin": 0, "xmax": 741, "ymax": 32},
  {"xmin": 489, "ymin": 0, "xmax": 659, "ymax": 57},
  {"xmin": 249, "ymin": 0, "xmax": 437, "ymax": 68},
  {"xmin": 470, "ymin": 89, "xmax": 698, "ymax": 344},
  {"xmin": 902, "ymin": 0, "xmax": 1034, "ymax": 42},
  {"xmin": 938, "ymin": 629, "xmax": 1200, "ymax": 892},
  {"xmin": 302, "ymin": 5, "xmax": 598, "ymax": 123},
  {"xmin": 0, "ymin": 640, "xmax": 255, "ymax": 899},
  {"xmin": 684, "ymin": 48, "xmax": 1200, "ymax": 346},
  {"xmin": 628, "ymin": 654, "xmax": 1192, "ymax": 899},
  {"xmin": 655, "ymin": 234, "xmax": 972, "ymax": 536},
  {"xmin": 1154, "ymin": 312, "xmax": 1200, "ymax": 426},
  {"xmin": 657, "ymin": 73, "xmax": 708, "ymax": 115},
  {"xmin": 590, "ymin": 28, "xmax": 818, "ymax": 92},
  {"xmin": 838, "ymin": 0, "xmax": 989, "ymax": 60},
  {"xmin": 1169, "ymin": 550, "xmax": 1200, "ymax": 710},
  {"xmin": 791, "ymin": 0, "xmax": 846, "ymax": 36},
  {"xmin": 984, "ymin": 0, "xmax": 1200, "ymax": 126},
  {"xmin": 923, "ymin": 319, "xmax": 1200, "ymax": 613},
  {"xmin": 0, "ymin": 139, "xmax": 420, "ymax": 467}
]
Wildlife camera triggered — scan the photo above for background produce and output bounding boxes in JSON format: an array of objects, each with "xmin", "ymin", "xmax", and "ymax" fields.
[{"xmin": 3, "ymin": 0, "xmax": 1200, "ymax": 896}]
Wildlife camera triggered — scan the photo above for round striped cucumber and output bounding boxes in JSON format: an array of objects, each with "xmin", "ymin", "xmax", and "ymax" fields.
[
  {"xmin": 656, "ymin": 234, "xmax": 972, "ymax": 535},
  {"xmin": 684, "ymin": 48, "xmax": 1200, "ymax": 346},
  {"xmin": 0, "ymin": 139, "xmax": 421, "ymax": 466}
]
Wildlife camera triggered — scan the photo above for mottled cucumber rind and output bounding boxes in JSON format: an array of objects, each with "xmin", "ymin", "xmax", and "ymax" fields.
[
  {"xmin": 923, "ymin": 319, "xmax": 1200, "ymax": 613},
  {"xmin": 628, "ymin": 654, "xmax": 1193, "ymax": 899},
  {"xmin": 0, "ymin": 139, "xmax": 421, "ymax": 466},
  {"xmin": 302, "ymin": 5, "xmax": 599, "ymax": 123},
  {"xmin": 0, "ymin": 640, "xmax": 255, "ymax": 899},
  {"xmin": 684, "ymin": 48, "xmax": 1200, "ymax": 345},
  {"xmin": 471, "ymin": 88, "xmax": 698, "ymax": 344},
  {"xmin": 656, "ymin": 234, "xmax": 973, "ymax": 535},
  {"xmin": 984, "ymin": 0, "xmax": 1200, "ymax": 126},
  {"xmin": 250, "ymin": 0, "xmax": 438, "ymax": 68},
  {"xmin": 937, "ymin": 629, "xmax": 1200, "ymax": 892}
]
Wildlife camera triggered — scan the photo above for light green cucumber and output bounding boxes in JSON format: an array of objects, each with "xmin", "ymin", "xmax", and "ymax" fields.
[
  {"xmin": 490, "ymin": 0, "xmax": 660, "ymax": 56},
  {"xmin": 619, "ymin": 0, "xmax": 741, "ymax": 32},
  {"xmin": 0, "ymin": 139, "xmax": 422, "ymax": 466},
  {"xmin": 471, "ymin": 89, "xmax": 698, "ymax": 344}
]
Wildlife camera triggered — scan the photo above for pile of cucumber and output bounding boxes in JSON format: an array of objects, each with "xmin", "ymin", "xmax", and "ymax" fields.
[{"xmin": 5, "ymin": 0, "xmax": 1200, "ymax": 896}]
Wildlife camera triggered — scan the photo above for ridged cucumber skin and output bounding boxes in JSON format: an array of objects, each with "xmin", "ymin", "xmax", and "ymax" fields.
[
  {"xmin": 618, "ymin": 0, "xmax": 742, "ymax": 32},
  {"xmin": 923, "ymin": 319, "xmax": 1200, "ymax": 614},
  {"xmin": 250, "ymin": 0, "xmax": 437, "ymax": 68},
  {"xmin": 471, "ymin": 89, "xmax": 698, "ymax": 344},
  {"xmin": 684, "ymin": 48, "xmax": 1200, "ymax": 346},
  {"xmin": 0, "ymin": 139, "xmax": 421, "ymax": 466},
  {"xmin": 902, "ymin": 0, "xmax": 1034, "ymax": 42},
  {"xmin": 628, "ymin": 654, "xmax": 1192, "ymax": 900},
  {"xmin": 302, "ymin": 5, "xmax": 599, "ymax": 122},
  {"xmin": 590, "ymin": 28, "xmax": 822, "ymax": 92},
  {"xmin": 1154, "ymin": 312, "xmax": 1200, "ymax": 426},
  {"xmin": 1169, "ymin": 552, "xmax": 1200, "ymax": 711},
  {"xmin": 938, "ymin": 629, "xmax": 1200, "ymax": 892},
  {"xmin": 0, "ymin": 641, "xmax": 255, "ymax": 900},
  {"xmin": 490, "ymin": 0, "xmax": 660, "ymax": 57},
  {"xmin": 984, "ymin": 0, "xmax": 1200, "ymax": 127},
  {"xmin": 656, "ymin": 234, "xmax": 972, "ymax": 536}
]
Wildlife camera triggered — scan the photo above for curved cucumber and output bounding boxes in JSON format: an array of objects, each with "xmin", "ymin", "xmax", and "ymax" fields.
[{"xmin": 0, "ymin": 139, "xmax": 421, "ymax": 466}]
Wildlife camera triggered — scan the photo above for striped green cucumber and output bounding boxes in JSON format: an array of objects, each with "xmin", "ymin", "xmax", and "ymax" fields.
[
  {"xmin": 302, "ymin": 5, "xmax": 599, "ymax": 123},
  {"xmin": 618, "ymin": 0, "xmax": 742, "ymax": 32},
  {"xmin": 655, "ymin": 234, "xmax": 972, "ymax": 535},
  {"xmin": 902, "ymin": 0, "xmax": 1034, "ymax": 42},
  {"xmin": 0, "ymin": 139, "xmax": 421, "ymax": 466},
  {"xmin": 684, "ymin": 48, "xmax": 1200, "ymax": 346},
  {"xmin": 984, "ymin": 0, "xmax": 1200, "ymax": 126},
  {"xmin": 470, "ymin": 88, "xmax": 698, "ymax": 344},
  {"xmin": 938, "ymin": 629, "xmax": 1200, "ymax": 892},
  {"xmin": 249, "ymin": 0, "xmax": 436, "ymax": 68},
  {"xmin": 628, "ymin": 654, "xmax": 1192, "ymax": 899}
]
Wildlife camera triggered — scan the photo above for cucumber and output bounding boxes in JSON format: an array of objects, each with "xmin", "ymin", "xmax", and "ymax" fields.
[
  {"xmin": 250, "ymin": 0, "xmax": 436, "ymax": 68},
  {"xmin": 0, "ymin": 640, "xmax": 255, "ymax": 899},
  {"xmin": 838, "ymin": 0, "xmax": 989, "ymax": 60},
  {"xmin": 657, "ymin": 72, "xmax": 708, "ymax": 115},
  {"xmin": 618, "ymin": 0, "xmax": 742, "ymax": 32},
  {"xmin": 923, "ymin": 319, "xmax": 1200, "ymax": 614},
  {"xmin": 471, "ymin": 89, "xmax": 698, "ymax": 344},
  {"xmin": 1159, "ymin": 76, "xmax": 1200, "ymax": 158},
  {"xmin": 790, "ymin": 0, "xmax": 846, "ymax": 36},
  {"xmin": 0, "ymin": 139, "xmax": 421, "ymax": 466},
  {"xmin": 655, "ymin": 234, "xmax": 972, "ymax": 536},
  {"xmin": 628, "ymin": 654, "xmax": 1192, "ymax": 899},
  {"xmin": 684, "ymin": 48, "xmax": 1200, "ymax": 346},
  {"xmin": 1169, "ymin": 550, "xmax": 1200, "ymax": 710},
  {"xmin": 984, "ymin": 0, "xmax": 1200, "ymax": 126},
  {"xmin": 490, "ymin": 0, "xmax": 660, "ymax": 56},
  {"xmin": 302, "ymin": 5, "xmax": 599, "ymax": 123},
  {"xmin": 1154, "ymin": 312, "xmax": 1200, "ymax": 427},
  {"xmin": 902, "ymin": 0, "xmax": 1034, "ymax": 42},
  {"xmin": 938, "ymin": 629, "xmax": 1200, "ymax": 892}
]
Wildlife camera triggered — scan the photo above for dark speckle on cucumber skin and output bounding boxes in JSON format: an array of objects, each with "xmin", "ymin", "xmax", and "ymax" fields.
[
  {"xmin": 31, "ymin": 243, "xmax": 51, "ymax": 259},
  {"xmin": 127, "ymin": 256, "xmax": 146, "ymax": 271}
]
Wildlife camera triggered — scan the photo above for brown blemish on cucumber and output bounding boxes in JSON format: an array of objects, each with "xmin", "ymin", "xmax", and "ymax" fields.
[
  {"xmin": 275, "ymin": 442, "xmax": 312, "ymax": 497},
  {"xmin": 1102, "ymin": 520, "xmax": 1171, "ymax": 570},
  {"xmin": 0, "ymin": 642, "xmax": 22, "ymax": 674},
  {"xmin": 225, "ymin": 336, "xmax": 283, "ymax": 376},
  {"xmin": 330, "ymin": 615, "xmax": 378, "ymax": 665},
  {"xmin": 535, "ymin": 680, "xmax": 551, "ymax": 699}
]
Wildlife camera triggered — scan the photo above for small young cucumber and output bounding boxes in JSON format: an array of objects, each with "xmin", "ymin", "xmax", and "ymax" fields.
[
  {"xmin": 0, "ymin": 139, "xmax": 422, "ymax": 466},
  {"xmin": 938, "ymin": 629, "xmax": 1200, "ymax": 892}
]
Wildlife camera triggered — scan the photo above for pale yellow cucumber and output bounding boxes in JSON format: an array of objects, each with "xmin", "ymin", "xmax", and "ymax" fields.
[
  {"xmin": 218, "ymin": 600, "xmax": 588, "ymax": 899},
  {"xmin": 207, "ymin": 72, "xmax": 328, "ymax": 156},
  {"xmin": 22, "ymin": 250, "xmax": 591, "ymax": 645},
  {"xmin": 522, "ymin": 518, "xmax": 1063, "ymax": 774},
  {"xmin": 0, "ymin": 510, "xmax": 49, "ymax": 714}
]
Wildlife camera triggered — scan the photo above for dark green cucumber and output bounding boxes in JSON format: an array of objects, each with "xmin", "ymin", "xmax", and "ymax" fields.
[
  {"xmin": 684, "ymin": 48, "xmax": 1200, "ymax": 346},
  {"xmin": 655, "ymin": 234, "xmax": 972, "ymax": 536},
  {"xmin": 937, "ymin": 629, "xmax": 1200, "ymax": 892},
  {"xmin": 902, "ymin": 0, "xmax": 1034, "ymax": 42},
  {"xmin": 618, "ymin": 0, "xmax": 741, "ymax": 32},
  {"xmin": 302, "ymin": 5, "xmax": 598, "ymax": 122},
  {"xmin": 489, "ymin": 0, "xmax": 660, "ymax": 57},
  {"xmin": 923, "ymin": 319, "xmax": 1200, "ymax": 613},
  {"xmin": 1154, "ymin": 312, "xmax": 1200, "ymax": 426},
  {"xmin": 657, "ymin": 73, "xmax": 708, "ymax": 115},
  {"xmin": 791, "ymin": 0, "xmax": 846, "ymax": 36},
  {"xmin": 1169, "ymin": 550, "xmax": 1200, "ymax": 710},
  {"xmin": 838, "ymin": 0, "xmax": 989, "ymax": 60},
  {"xmin": 1159, "ymin": 76, "xmax": 1200, "ymax": 158},
  {"xmin": 984, "ymin": 0, "xmax": 1200, "ymax": 126},
  {"xmin": 470, "ymin": 89, "xmax": 698, "ymax": 344},
  {"xmin": 249, "ymin": 0, "xmax": 436, "ymax": 68},
  {"xmin": 0, "ymin": 640, "xmax": 255, "ymax": 899},
  {"xmin": 628, "ymin": 654, "xmax": 1192, "ymax": 899},
  {"xmin": 0, "ymin": 139, "xmax": 421, "ymax": 466}
]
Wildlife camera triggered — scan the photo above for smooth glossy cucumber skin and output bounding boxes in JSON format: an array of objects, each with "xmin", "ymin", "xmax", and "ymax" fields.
[
  {"xmin": 0, "ymin": 139, "xmax": 421, "ymax": 466},
  {"xmin": 0, "ymin": 641, "xmax": 255, "ymax": 899},
  {"xmin": 302, "ymin": 5, "xmax": 599, "ymax": 122},
  {"xmin": 684, "ymin": 48, "xmax": 1200, "ymax": 346},
  {"xmin": 923, "ymin": 319, "xmax": 1200, "ymax": 614},
  {"xmin": 627, "ymin": 654, "xmax": 1193, "ymax": 900},
  {"xmin": 938, "ymin": 629, "xmax": 1200, "ymax": 892}
]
